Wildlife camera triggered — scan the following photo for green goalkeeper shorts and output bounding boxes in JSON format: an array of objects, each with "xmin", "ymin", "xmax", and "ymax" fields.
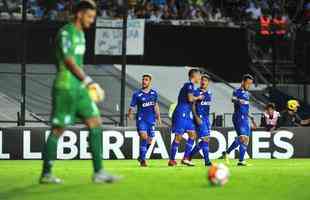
[{"xmin": 51, "ymin": 85, "xmax": 101, "ymax": 127}]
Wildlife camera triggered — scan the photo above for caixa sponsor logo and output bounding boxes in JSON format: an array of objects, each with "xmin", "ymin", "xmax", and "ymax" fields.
[
  {"xmin": 0, "ymin": 129, "xmax": 294, "ymax": 160},
  {"xmin": 142, "ymin": 101, "xmax": 155, "ymax": 107},
  {"xmin": 200, "ymin": 101, "xmax": 210, "ymax": 106}
]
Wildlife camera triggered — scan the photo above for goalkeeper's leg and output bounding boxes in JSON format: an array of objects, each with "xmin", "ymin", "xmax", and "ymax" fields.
[
  {"xmin": 85, "ymin": 117, "xmax": 121, "ymax": 183},
  {"xmin": 40, "ymin": 127, "xmax": 64, "ymax": 184}
]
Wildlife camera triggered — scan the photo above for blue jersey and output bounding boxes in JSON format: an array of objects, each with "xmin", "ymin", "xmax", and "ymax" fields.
[
  {"xmin": 195, "ymin": 89, "xmax": 212, "ymax": 121},
  {"xmin": 232, "ymin": 88, "xmax": 250, "ymax": 116},
  {"xmin": 130, "ymin": 89, "xmax": 158, "ymax": 124},
  {"xmin": 175, "ymin": 81, "xmax": 196, "ymax": 114}
]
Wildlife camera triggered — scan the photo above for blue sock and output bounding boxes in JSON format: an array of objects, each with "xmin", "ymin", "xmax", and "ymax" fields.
[
  {"xmin": 226, "ymin": 138, "xmax": 240, "ymax": 154},
  {"xmin": 183, "ymin": 138, "xmax": 194, "ymax": 159},
  {"xmin": 140, "ymin": 139, "xmax": 148, "ymax": 161},
  {"xmin": 201, "ymin": 141, "xmax": 210, "ymax": 164},
  {"xmin": 239, "ymin": 143, "xmax": 247, "ymax": 162},
  {"xmin": 190, "ymin": 141, "xmax": 203, "ymax": 158},
  {"xmin": 170, "ymin": 140, "xmax": 180, "ymax": 160}
]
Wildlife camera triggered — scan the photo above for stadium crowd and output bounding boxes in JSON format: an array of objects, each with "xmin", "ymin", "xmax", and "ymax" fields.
[{"xmin": 0, "ymin": 0, "xmax": 309, "ymax": 23}]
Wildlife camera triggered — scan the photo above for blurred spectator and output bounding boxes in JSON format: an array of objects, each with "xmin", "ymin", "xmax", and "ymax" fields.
[
  {"xmin": 150, "ymin": 5, "xmax": 162, "ymax": 22},
  {"xmin": 0, "ymin": 0, "xmax": 299, "ymax": 23},
  {"xmin": 161, "ymin": 4, "xmax": 172, "ymax": 20},
  {"xmin": 245, "ymin": 1, "xmax": 262, "ymax": 20},
  {"xmin": 151, "ymin": 0, "xmax": 166, "ymax": 7},
  {"xmin": 260, "ymin": 103, "xmax": 280, "ymax": 131},
  {"xmin": 279, "ymin": 100, "xmax": 310, "ymax": 127},
  {"xmin": 304, "ymin": 2, "xmax": 310, "ymax": 21}
]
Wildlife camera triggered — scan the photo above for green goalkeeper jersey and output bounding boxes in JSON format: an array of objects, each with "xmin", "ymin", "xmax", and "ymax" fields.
[{"xmin": 55, "ymin": 23, "xmax": 86, "ymax": 90}]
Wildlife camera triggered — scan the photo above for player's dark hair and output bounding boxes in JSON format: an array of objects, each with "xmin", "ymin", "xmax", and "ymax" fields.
[
  {"xmin": 265, "ymin": 102, "xmax": 275, "ymax": 110},
  {"xmin": 73, "ymin": 0, "xmax": 97, "ymax": 14},
  {"xmin": 188, "ymin": 69, "xmax": 200, "ymax": 78},
  {"xmin": 242, "ymin": 74, "xmax": 254, "ymax": 81},
  {"xmin": 142, "ymin": 74, "xmax": 152, "ymax": 80}
]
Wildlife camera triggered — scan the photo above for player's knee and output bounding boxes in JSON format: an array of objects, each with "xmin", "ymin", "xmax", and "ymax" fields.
[
  {"xmin": 244, "ymin": 136, "xmax": 249, "ymax": 145},
  {"xmin": 188, "ymin": 132, "xmax": 197, "ymax": 140},
  {"xmin": 202, "ymin": 136, "xmax": 209, "ymax": 142},
  {"xmin": 148, "ymin": 137, "xmax": 153, "ymax": 144},
  {"xmin": 238, "ymin": 136, "xmax": 245, "ymax": 144},
  {"xmin": 85, "ymin": 117, "xmax": 102, "ymax": 128},
  {"xmin": 140, "ymin": 133, "xmax": 148, "ymax": 140},
  {"xmin": 52, "ymin": 127, "xmax": 64, "ymax": 137},
  {"xmin": 174, "ymin": 135, "xmax": 182, "ymax": 142},
  {"xmin": 239, "ymin": 136, "xmax": 249, "ymax": 144}
]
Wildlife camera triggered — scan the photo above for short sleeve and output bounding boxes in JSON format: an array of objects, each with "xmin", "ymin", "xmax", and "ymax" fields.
[
  {"xmin": 130, "ymin": 92, "xmax": 137, "ymax": 107},
  {"xmin": 58, "ymin": 30, "xmax": 74, "ymax": 59},
  {"xmin": 154, "ymin": 91, "xmax": 159, "ymax": 102},
  {"xmin": 186, "ymin": 83, "xmax": 194, "ymax": 95},
  {"xmin": 232, "ymin": 90, "xmax": 238, "ymax": 101},
  {"xmin": 207, "ymin": 91, "xmax": 212, "ymax": 102}
]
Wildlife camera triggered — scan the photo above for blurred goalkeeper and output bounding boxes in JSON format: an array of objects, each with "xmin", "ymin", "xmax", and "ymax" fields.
[{"xmin": 40, "ymin": 0, "xmax": 120, "ymax": 184}]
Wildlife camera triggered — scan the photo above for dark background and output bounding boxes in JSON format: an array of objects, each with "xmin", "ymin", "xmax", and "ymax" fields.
[{"xmin": 0, "ymin": 22, "xmax": 248, "ymax": 81}]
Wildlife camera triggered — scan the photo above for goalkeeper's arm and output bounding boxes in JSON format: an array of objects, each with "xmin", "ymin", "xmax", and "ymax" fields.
[
  {"xmin": 64, "ymin": 58, "xmax": 88, "ymax": 84},
  {"xmin": 64, "ymin": 58, "xmax": 104, "ymax": 102}
]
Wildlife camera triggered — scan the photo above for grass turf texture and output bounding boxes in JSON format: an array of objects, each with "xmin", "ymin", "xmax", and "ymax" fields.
[{"xmin": 0, "ymin": 159, "xmax": 309, "ymax": 200}]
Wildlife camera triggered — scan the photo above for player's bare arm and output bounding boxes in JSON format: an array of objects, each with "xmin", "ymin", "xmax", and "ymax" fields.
[
  {"xmin": 128, "ymin": 107, "xmax": 134, "ymax": 120},
  {"xmin": 155, "ymin": 103, "xmax": 162, "ymax": 126},
  {"xmin": 249, "ymin": 114, "xmax": 257, "ymax": 130},
  {"xmin": 64, "ymin": 57, "xmax": 104, "ymax": 102},
  {"xmin": 232, "ymin": 96, "xmax": 246, "ymax": 105},
  {"xmin": 192, "ymin": 102, "xmax": 202, "ymax": 125},
  {"xmin": 64, "ymin": 57, "xmax": 87, "ymax": 81},
  {"xmin": 188, "ymin": 93, "xmax": 204, "ymax": 102}
]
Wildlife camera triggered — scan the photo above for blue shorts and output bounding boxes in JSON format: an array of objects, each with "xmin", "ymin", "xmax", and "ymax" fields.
[
  {"xmin": 196, "ymin": 119, "xmax": 210, "ymax": 138},
  {"xmin": 136, "ymin": 120, "xmax": 155, "ymax": 138},
  {"xmin": 232, "ymin": 114, "xmax": 251, "ymax": 136},
  {"xmin": 172, "ymin": 110, "xmax": 195, "ymax": 135}
]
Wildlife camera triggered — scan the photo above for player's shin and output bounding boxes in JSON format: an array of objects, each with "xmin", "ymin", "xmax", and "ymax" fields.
[
  {"xmin": 189, "ymin": 141, "xmax": 202, "ymax": 158},
  {"xmin": 42, "ymin": 133, "xmax": 59, "ymax": 176},
  {"xmin": 89, "ymin": 127, "xmax": 103, "ymax": 173},
  {"xmin": 183, "ymin": 138, "xmax": 194, "ymax": 159},
  {"xmin": 239, "ymin": 143, "xmax": 248, "ymax": 162},
  {"xmin": 170, "ymin": 140, "xmax": 180, "ymax": 160},
  {"xmin": 201, "ymin": 141, "xmax": 210, "ymax": 165},
  {"xmin": 226, "ymin": 137, "xmax": 241, "ymax": 154},
  {"xmin": 140, "ymin": 139, "xmax": 148, "ymax": 161}
]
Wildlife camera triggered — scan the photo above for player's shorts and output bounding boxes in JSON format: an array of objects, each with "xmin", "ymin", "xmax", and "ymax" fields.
[
  {"xmin": 232, "ymin": 113, "xmax": 251, "ymax": 136},
  {"xmin": 171, "ymin": 110, "xmax": 195, "ymax": 135},
  {"xmin": 51, "ymin": 85, "xmax": 100, "ymax": 127},
  {"xmin": 196, "ymin": 118, "xmax": 210, "ymax": 138},
  {"xmin": 136, "ymin": 120, "xmax": 155, "ymax": 138}
]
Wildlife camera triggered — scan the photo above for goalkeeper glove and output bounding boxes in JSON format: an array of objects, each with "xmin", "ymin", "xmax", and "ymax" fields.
[{"xmin": 83, "ymin": 76, "xmax": 105, "ymax": 103}]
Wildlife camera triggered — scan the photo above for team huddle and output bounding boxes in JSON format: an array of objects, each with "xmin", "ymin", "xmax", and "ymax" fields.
[
  {"xmin": 39, "ymin": 0, "xmax": 257, "ymax": 184},
  {"xmin": 129, "ymin": 70, "xmax": 257, "ymax": 167}
]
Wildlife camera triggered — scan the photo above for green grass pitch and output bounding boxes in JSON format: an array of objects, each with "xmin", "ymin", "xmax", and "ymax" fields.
[{"xmin": 0, "ymin": 159, "xmax": 309, "ymax": 200}]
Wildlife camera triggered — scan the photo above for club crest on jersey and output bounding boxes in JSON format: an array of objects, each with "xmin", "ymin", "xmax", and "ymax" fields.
[
  {"xmin": 142, "ymin": 101, "xmax": 155, "ymax": 107},
  {"xmin": 75, "ymin": 45, "xmax": 85, "ymax": 55}
]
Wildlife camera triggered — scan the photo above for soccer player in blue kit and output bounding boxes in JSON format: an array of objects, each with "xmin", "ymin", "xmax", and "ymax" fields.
[
  {"xmin": 128, "ymin": 74, "xmax": 162, "ymax": 167},
  {"xmin": 188, "ymin": 74, "xmax": 212, "ymax": 166},
  {"xmin": 168, "ymin": 69, "xmax": 204, "ymax": 167},
  {"xmin": 222, "ymin": 74, "xmax": 257, "ymax": 166}
]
